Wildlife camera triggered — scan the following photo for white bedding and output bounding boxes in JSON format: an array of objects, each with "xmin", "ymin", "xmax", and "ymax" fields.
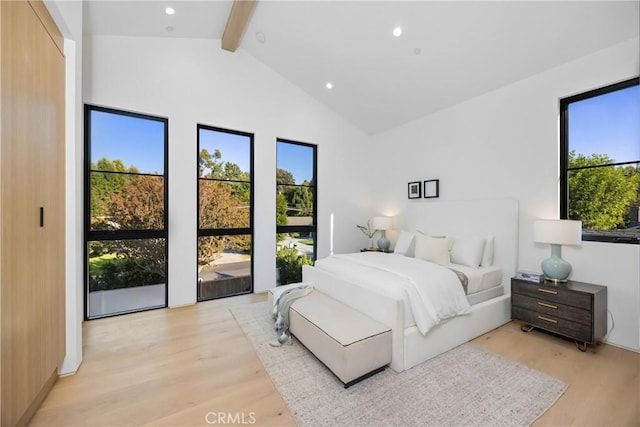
[
  {"xmin": 313, "ymin": 252, "xmax": 471, "ymax": 335},
  {"xmin": 449, "ymin": 263, "xmax": 503, "ymax": 294}
]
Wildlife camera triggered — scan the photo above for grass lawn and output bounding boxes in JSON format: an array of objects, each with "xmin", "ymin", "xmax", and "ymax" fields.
[{"xmin": 88, "ymin": 253, "xmax": 118, "ymax": 275}]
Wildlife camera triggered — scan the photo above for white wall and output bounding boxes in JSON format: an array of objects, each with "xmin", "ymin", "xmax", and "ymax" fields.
[
  {"xmin": 45, "ymin": 0, "xmax": 84, "ymax": 375},
  {"xmin": 370, "ymin": 38, "xmax": 640, "ymax": 351},
  {"xmin": 83, "ymin": 35, "xmax": 372, "ymax": 305}
]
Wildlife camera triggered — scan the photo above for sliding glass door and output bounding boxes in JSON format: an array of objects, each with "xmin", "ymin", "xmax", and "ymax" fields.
[{"xmin": 84, "ymin": 105, "xmax": 168, "ymax": 319}]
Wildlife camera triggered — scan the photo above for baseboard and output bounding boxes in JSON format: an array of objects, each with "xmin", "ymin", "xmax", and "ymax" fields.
[
  {"xmin": 603, "ymin": 340, "xmax": 640, "ymax": 354},
  {"xmin": 59, "ymin": 360, "xmax": 83, "ymax": 377},
  {"xmin": 168, "ymin": 302, "xmax": 196, "ymax": 309}
]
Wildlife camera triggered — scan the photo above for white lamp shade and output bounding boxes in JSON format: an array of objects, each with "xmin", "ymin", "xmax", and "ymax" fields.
[
  {"xmin": 372, "ymin": 216, "xmax": 393, "ymax": 231},
  {"xmin": 533, "ymin": 220, "xmax": 582, "ymax": 246}
]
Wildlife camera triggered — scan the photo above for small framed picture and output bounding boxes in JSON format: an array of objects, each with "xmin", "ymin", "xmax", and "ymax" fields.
[
  {"xmin": 408, "ymin": 181, "xmax": 421, "ymax": 199},
  {"xmin": 423, "ymin": 179, "xmax": 439, "ymax": 198}
]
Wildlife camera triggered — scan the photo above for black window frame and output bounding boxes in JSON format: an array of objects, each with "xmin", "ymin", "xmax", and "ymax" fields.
[
  {"xmin": 196, "ymin": 124, "xmax": 254, "ymax": 300},
  {"xmin": 560, "ymin": 77, "xmax": 640, "ymax": 244},
  {"xmin": 84, "ymin": 104, "xmax": 170, "ymax": 319},
  {"xmin": 276, "ymin": 138, "xmax": 318, "ymax": 261}
]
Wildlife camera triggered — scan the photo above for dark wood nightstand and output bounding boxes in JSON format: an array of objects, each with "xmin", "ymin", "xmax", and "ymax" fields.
[{"xmin": 511, "ymin": 277, "xmax": 607, "ymax": 351}]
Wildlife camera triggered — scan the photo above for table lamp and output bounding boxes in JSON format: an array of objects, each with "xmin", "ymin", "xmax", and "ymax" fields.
[
  {"xmin": 373, "ymin": 216, "xmax": 393, "ymax": 251},
  {"xmin": 533, "ymin": 219, "xmax": 582, "ymax": 283}
]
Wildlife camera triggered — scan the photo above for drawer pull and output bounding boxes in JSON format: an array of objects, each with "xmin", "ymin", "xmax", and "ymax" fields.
[
  {"xmin": 538, "ymin": 315, "xmax": 558, "ymax": 324},
  {"xmin": 537, "ymin": 302, "xmax": 557, "ymax": 309},
  {"xmin": 537, "ymin": 288, "xmax": 557, "ymax": 295}
]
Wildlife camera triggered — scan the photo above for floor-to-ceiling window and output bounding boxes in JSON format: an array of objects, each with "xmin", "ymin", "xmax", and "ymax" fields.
[
  {"xmin": 276, "ymin": 139, "xmax": 317, "ymax": 285},
  {"xmin": 84, "ymin": 105, "xmax": 168, "ymax": 319},
  {"xmin": 197, "ymin": 125, "xmax": 253, "ymax": 300}
]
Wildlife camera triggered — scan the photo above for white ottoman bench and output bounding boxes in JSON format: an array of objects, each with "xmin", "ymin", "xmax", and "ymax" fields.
[{"xmin": 289, "ymin": 290, "xmax": 392, "ymax": 388}]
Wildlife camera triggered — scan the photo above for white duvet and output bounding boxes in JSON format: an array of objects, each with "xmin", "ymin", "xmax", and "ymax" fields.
[{"xmin": 314, "ymin": 252, "xmax": 471, "ymax": 335}]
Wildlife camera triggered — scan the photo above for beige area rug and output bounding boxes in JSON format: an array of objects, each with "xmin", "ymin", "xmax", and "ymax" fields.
[{"xmin": 231, "ymin": 302, "xmax": 567, "ymax": 427}]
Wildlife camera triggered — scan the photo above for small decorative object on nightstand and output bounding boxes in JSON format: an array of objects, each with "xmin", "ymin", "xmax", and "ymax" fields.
[
  {"xmin": 373, "ymin": 216, "xmax": 393, "ymax": 251},
  {"xmin": 356, "ymin": 219, "xmax": 376, "ymax": 250},
  {"xmin": 511, "ymin": 277, "xmax": 607, "ymax": 351}
]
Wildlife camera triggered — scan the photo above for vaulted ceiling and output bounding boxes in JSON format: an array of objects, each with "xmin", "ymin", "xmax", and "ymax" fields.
[{"xmin": 83, "ymin": 1, "xmax": 639, "ymax": 134}]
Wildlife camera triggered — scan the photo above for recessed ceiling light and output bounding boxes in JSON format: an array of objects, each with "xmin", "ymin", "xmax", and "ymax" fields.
[
  {"xmin": 256, "ymin": 32, "xmax": 266, "ymax": 43},
  {"xmin": 326, "ymin": 82, "xmax": 333, "ymax": 90},
  {"xmin": 393, "ymin": 27, "xmax": 402, "ymax": 37},
  {"xmin": 165, "ymin": 7, "xmax": 175, "ymax": 15},
  {"xmin": 413, "ymin": 47, "xmax": 421, "ymax": 55}
]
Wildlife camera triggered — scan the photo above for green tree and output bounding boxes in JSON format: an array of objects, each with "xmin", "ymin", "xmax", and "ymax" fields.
[
  {"xmin": 108, "ymin": 175, "xmax": 165, "ymax": 282},
  {"xmin": 199, "ymin": 179, "xmax": 250, "ymax": 263},
  {"xmin": 89, "ymin": 175, "xmax": 166, "ymax": 291},
  {"xmin": 198, "ymin": 148, "xmax": 252, "ymax": 259},
  {"xmin": 568, "ymin": 151, "xmax": 640, "ymax": 230},
  {"xmin": 276, "ymin": 168, "xmax": 295, "ymax": 186},
  {"xmin": 221, "ymin": 161, "xmax": 251, "ymax": 205},
  {"xmin": 199, "ymin": 148, "xmax": 222, "ymax": 177},
  {"xmin": 199, "ymin": 148, "xmax": 250, "ymax": 204},
  {"xmin": 290, "ymin": 183, "xmax": 313, "ymax": 217},
  {"xmin": 276, "ymin": 247, "xmax": 313, "ymax": 285},
  {"xmin": 276, "ymin": 168, "xmax": 296, "ymax": 204},
  {"xmin": 276, "ymin": 169, "xmax": 315, "ymax": 218},
  {"xmin": 110, "ymin": 175, "xmax": 164, "ymax": 230},
  {"xmin": 276, "ymin": 193, "xmax": 289, "ymax": 243},
  {"xmin": 221, "ymin": 161, "xmax": 248, "ymax": 181},
  {"xmin": 90, "ymin": 158, "xmax": 138, "ymax": 218}
]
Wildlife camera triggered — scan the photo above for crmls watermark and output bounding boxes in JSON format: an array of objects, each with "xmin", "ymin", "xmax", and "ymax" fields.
[{"xmin": 204, "ymin": 411, "xmax": 256, "ymax": 425}]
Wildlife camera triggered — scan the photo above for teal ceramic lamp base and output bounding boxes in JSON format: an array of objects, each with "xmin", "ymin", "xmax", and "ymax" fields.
[
  {"xmin": 541, "ymin": 244, "xmax": 571, "ymax": 283},
  {"xmin": 377, "ymin": 231, "xmax": 390, "ymax": 251}
]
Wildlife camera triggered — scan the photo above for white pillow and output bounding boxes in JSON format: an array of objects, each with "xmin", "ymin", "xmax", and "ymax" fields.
[
  {"xmin": 394, "ymin": 230, "xmax": 415, "ymax": 255},
  {"xmin": 414, "ymin": 234, "xmax": 453, "ymax": 265},
  {"xmin": 450, "ymin": 236, "xmax": 486, "ymax": 268},
  {"xmin": 481, "ymin": 236, "xmax": 495, "ymax": 267}
]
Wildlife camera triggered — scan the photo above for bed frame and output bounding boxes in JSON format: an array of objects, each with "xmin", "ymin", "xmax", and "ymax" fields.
[{"xmin": 302, "ymin": 198, "xmax": 519, "ymax": 372}]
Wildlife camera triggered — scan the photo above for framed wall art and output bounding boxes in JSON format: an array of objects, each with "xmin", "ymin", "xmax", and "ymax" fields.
[
  {"xmin": 408, "ymin": 181, "xmax": 421, "ymax": 199},
  {"xmin": 423, "ymin": 179, "xmax": 439, "ymax": 198}
]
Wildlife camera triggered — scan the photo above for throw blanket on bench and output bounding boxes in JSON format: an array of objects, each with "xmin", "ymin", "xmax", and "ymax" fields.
[{"xmin": 270, "ymin": 284, "xmax": 314, "ymax": 347}]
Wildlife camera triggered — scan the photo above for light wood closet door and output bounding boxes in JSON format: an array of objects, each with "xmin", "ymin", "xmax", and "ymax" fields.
[{"xmin": 0, "ymin": 1, "xmax": 65, "ymax": 425}]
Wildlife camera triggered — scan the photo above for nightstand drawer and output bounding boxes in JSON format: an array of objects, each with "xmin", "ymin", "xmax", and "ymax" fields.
[
  {"xmin": 511, "ymin": 293, "xmax": 592, "ymax": 326},
  {"xmin": 512, "ymin": 306, "xmax": 592, "ymax": 343},
  {"xmin": 512, "ymin": 280, "xmax": 591, "ymax": 310}
]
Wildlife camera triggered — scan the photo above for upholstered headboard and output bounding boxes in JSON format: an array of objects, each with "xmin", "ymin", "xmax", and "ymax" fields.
[{"xmin": 398, "ymin": 198, "xmax": 519, "ymax": 293}]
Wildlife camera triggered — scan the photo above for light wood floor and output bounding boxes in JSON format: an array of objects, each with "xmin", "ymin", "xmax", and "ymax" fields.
[
  {"xmin": 473, "ymin": 321, "xmax": 640, "ymax": 426},
  {"xmin": 30, "ymin": 294, "xmax": 639, "ymax": 426}
]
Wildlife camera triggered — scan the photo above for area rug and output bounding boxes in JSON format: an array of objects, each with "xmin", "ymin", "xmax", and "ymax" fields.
[{"xmin": 231, "ymin": 302, "xmax": 567, "ymax": 427}]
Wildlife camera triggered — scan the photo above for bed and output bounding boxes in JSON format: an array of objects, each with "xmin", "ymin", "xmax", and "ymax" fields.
[{"xmin": 302, "ymin": 198, "xmax": 518, "ymax": 372}]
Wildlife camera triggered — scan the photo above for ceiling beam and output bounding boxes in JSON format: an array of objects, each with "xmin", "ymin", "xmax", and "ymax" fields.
[{"xmin": 221, "ymin": 0, "xmax": 258, "ymax": 52}]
